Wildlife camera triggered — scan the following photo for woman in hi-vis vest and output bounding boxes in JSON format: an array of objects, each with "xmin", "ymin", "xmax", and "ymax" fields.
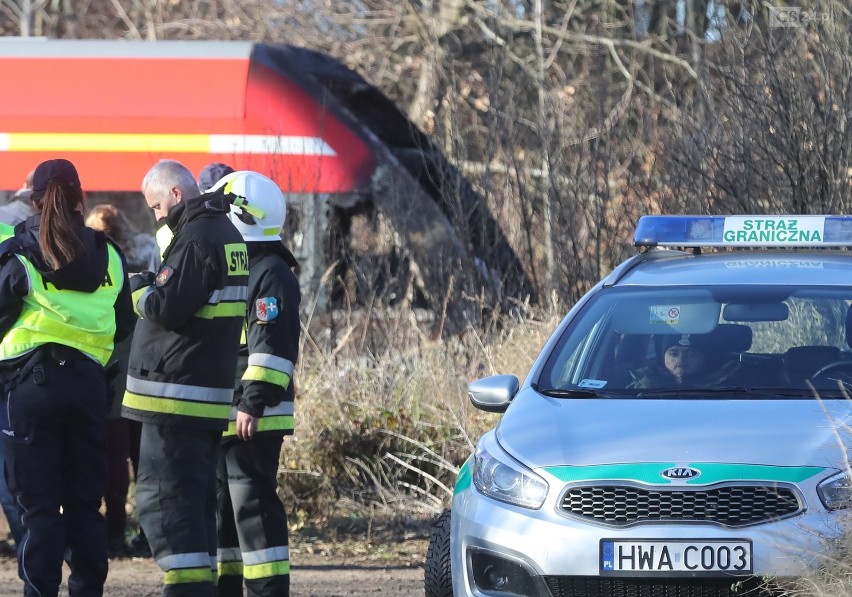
[{"xmin": 0, "ymin": 159, "xmax": 135, "ymax": 597}]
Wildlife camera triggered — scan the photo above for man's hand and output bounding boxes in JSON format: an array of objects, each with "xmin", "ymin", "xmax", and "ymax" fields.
[
  {"xmin": 235, "ymin": 411, "xmax": 259, "ymax": 441},
  {"xmin": 129, "ymin": 271, "xmax": 155, "ymax": 293},
  {"xmin": 129, "ymin": 271, "xmax": 156, "ymax": 317}
]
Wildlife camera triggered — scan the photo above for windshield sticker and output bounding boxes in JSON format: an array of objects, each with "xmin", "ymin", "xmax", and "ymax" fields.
[
  {"xmin": 723, "ymin": 216, "xmax": 825, "ymax": 245},
  {"xmin": 579, "ymin": 379, "xmax": 607, "ymax": 389},
  {"xmin": 650, "ymin": 305, "xmax": 680, "ymax": 325}
]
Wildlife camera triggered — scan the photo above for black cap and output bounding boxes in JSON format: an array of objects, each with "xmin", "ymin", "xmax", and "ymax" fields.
[
  {"xmin": 662, "ymin": 334, "xmax": 710, "ymax": 353},
  {"xmin": 32, "ymin": 159, "xmax": 81, "ymax": 193},
  {"xmin": 198, "ymin": 162, "xmax": 235, "ymax": 192}
]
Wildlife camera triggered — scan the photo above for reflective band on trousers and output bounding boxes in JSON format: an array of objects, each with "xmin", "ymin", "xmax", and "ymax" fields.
[
  {"xmin": 245, "ymin": 560, "xmax": 290, "ymax": 580},
  {"xmin": 159, "ymin": 552, "xmax": 215, "ymax": 584},
  {"xmin": 163, "ymin": 568, "xmax": 214, "ymax": 585},
  {"xmin": 216, "ymin": 546, "xmax": 290, "ymax": 580},
  {"xmin": 218, "ymin": 561, "xmax": 243, "ymax": 577}
]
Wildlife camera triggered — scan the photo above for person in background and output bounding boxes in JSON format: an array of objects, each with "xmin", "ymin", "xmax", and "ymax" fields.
[
  {"xmin": 85, "ymin": 204, "xmax": 151, "ymax": 559},
  {"xmin": 0, "ymin": 168, "xmax": 37, "ymax": 555},
  {"xmin": 0, "ymin": 158, "xmax": 135, "ymax": 596},
  {"xmin": 211, "ymin": 171, "xmax": 300, "ymax": 597},
  {"xmin": 122, "ymin": 159, "xmax": 248, "ymax": 596},
  {"xmin": 0, "ymin": 169, "xmax": 37, "ymax": 240},
  {"xmin": 198, "ymin": 163, "xmax": 235, "ymax": 194},
  {"xmin": 88, "ymin": 199, "xmax": 160, "ymax": 558}
]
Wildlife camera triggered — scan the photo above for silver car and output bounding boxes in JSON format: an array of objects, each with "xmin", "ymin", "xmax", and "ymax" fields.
[{"xmin": 425, "ymin": 215, "xmax": 852, "ymax": 597}]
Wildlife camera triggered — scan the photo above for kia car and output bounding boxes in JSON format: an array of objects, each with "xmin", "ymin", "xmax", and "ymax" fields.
[{"xmin": 425, "ymin": 215, "xmax": 852, "ymax": 597}]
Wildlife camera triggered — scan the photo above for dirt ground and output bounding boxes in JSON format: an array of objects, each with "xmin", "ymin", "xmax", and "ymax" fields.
[
  {"xmin": 0, "ymin": 552, "xmax": 426, "ymax": 596},
  {"xmin": 0, "ymin": 517, "xmax": 431, "ymax": 596}
]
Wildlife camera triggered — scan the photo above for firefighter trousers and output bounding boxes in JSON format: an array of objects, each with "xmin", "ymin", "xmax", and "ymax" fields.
[
  {"xmin": 217, "ymin": 433, "xmax": 290, "ymax": 597},
  {"xmin": 0, "ymin": 354, "xmax": 108, "ymax": 597},
  {"xmin": 136, "ymin": 423, "xmax": 220, "ymax": 597}
]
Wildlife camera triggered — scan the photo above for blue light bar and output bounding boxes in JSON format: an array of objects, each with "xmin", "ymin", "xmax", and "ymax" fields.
[{"xmin": 634, "ymin": 215, "xmax": 852, "ymax": 248}]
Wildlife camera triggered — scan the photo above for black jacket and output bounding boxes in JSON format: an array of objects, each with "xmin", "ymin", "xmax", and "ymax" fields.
[
  {"xmin": 121, "ymin": 191, "xmax": 248, "ymax": 430},
  {"xmin": 227, "ymin": 242, "xmax": 301, "ymax": 436},
  {"xmin": 0, "ymin": 213, "xmax": 135, "ymax": 354}
]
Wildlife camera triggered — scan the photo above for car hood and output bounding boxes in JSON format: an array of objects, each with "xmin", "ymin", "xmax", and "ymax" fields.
[{"xmin": 497, "ymin": 389, "xmax": 852, "ymax": 471}]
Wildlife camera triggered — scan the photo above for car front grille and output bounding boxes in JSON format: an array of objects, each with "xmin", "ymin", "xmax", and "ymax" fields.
[
  {"xmin": 543, "ymin": 576, "xmax": 768, "ymax": 597},
  {"xmin": 560, "ymin": 485, "xmax": 802, "ymax": 527}
]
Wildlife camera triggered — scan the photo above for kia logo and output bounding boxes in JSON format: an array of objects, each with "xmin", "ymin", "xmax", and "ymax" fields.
[{"xmin": 661, "ymin": 467, "xmax": 700, "ymax": 480}]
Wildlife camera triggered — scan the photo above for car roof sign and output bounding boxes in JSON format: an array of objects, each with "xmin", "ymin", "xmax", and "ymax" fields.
[{"xmin": 634, "ymin": 215, "xmax": 852, "ymax": 248}]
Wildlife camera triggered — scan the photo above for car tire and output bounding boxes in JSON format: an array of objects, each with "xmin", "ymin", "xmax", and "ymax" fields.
[{"xmin": 424, "ymin": 508, "xmax": 453, "ymax": 597}]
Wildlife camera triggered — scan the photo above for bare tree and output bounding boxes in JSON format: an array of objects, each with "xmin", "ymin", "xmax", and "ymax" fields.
[
  {"xmin": 1, "ymin": 0, "xmax": 848, "ymax": 309},
  {"xmin": 663, "ymin": 7, "xmax": 851, "ymax": 215}
]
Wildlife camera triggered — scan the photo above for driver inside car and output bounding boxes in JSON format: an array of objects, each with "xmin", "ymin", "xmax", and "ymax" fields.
[{"xmin": 628, "ymin": 334, "xmax": 739, "ymax": 389}]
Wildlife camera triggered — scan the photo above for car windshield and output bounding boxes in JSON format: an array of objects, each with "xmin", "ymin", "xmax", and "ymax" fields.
[{"xmin": 538, "ymin": 285, "xmax": 852, "ymax": 398}]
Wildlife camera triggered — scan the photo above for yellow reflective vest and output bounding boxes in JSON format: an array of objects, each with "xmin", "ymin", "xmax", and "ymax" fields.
[{"xmin": 0, "ymin": 244, "xmax": 126, "ymax": 366}]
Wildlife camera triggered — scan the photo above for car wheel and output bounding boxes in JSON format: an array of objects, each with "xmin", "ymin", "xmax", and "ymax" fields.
[{"xmin": 424, "ymin": 509, "xmax": 453, "ymax": 597}]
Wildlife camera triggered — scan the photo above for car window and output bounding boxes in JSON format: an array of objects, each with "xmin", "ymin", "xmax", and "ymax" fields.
[{"xmin": 539, "ymin": 285, "xmax": 852, "ymax": 397}]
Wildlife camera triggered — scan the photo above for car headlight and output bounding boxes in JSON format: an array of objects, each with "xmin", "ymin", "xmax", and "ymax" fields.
[
  {"xmin": 472, "ymin": 443, "xmax": 548, "ymax": 509},
  {"xmin": 817, "ymin": 471, "xmax": 852, "ymax": 510}
]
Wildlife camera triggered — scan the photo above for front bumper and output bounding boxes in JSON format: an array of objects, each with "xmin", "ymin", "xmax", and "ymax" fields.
[{"xmin": 451, "ymin": 485, "xmax": 841, "ymax": 597}]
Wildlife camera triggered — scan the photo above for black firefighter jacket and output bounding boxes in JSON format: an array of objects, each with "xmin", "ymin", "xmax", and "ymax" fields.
[
  {"xmin": 121, "ymin": 190, "xmax": 249, "ymax": 430},
  {"xmin": 223, "ymin": 242, "xmax": 301, "ymax": 439}
]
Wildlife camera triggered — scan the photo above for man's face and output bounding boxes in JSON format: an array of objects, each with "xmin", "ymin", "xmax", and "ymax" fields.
[
  {"xmin": 144, "ymin": 185, "xmax": 180, "ymax": 222},
  {"xmin": 664, "ymin": 345, "xmax": 705, "ymax": 382}
]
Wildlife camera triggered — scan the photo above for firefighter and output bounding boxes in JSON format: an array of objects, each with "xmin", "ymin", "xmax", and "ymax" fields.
[
  {"xmin": 121, "ymin": 159, "xmax": 248, "ymax": 596},
  {"xmin": 0, "ymin": 158, "xmax": 135, "ymax": 596},
  {"xmin": 210, "ymin": 171, "xmax": 300, "ymax": 597},
  {"xmin": 146, "ymin": 162, "xmax": 234, "ymax": 272}
]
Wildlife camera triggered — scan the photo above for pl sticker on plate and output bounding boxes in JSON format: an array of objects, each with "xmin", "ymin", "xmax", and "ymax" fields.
[{"xmin": 579, "ymin": 379, "xmax": 607, "ymax": 389}]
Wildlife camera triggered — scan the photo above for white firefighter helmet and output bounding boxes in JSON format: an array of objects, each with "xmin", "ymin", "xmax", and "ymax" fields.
[{"xmin": 211, "ymin": 170, "xmax": 286, "ymax": 242}]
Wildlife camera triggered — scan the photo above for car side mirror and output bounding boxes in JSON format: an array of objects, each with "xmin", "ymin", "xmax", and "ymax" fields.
[{"xmin": 468, "ymin": 375, "xmax": 519, "ymax": 413}]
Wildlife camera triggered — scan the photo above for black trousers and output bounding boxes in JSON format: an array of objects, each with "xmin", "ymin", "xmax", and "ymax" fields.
[
  {"xmin": 1, "ymin": 356, "xmax": 108, "ymax": 597},
  {"xmin": 136, "ymin": 423, "xmax": 219, "ymax": 597},
  {"xmin": 217, "ymin": 434, "xmax": 289, "ymax": 597}
]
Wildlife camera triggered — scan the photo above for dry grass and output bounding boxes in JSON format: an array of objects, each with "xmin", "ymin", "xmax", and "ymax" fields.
[
  {"xmin": 280, "ymin": 304, "xmax": 562, "ymax": 523},
  {"xmin": 773, "ymin": 520, "xmax": 852, "ymax": 597}
]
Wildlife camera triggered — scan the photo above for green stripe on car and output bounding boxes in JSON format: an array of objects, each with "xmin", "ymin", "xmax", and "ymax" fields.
[
  {"xmin": 455, "ymin": 458, "xmax": 472, "ymax": 494},
  {"xmin": 545, "ymin": 463, "xmax": 827, "ymax": 485}
]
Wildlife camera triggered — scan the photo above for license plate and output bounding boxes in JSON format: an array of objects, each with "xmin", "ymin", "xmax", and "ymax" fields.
[{"xmin": 600, "ymin": 539, "xmax": 753, "ymax": 575}]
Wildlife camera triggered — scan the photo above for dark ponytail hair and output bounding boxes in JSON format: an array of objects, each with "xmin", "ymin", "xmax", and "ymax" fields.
[{"xmin": 38, "ymin": 180, "xmax": 85, "ymax": 270}]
